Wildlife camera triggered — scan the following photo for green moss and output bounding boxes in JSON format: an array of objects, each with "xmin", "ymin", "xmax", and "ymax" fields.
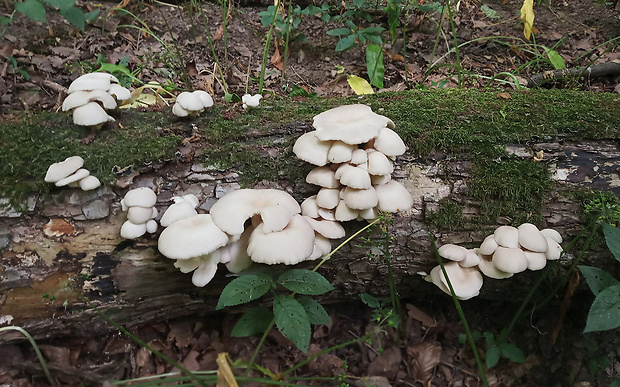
[
  {"xmin": 427, "ymin": 199, "xmax": 465, "ymax": 231},
  {"xmin": 468, "ymin": 159, "xmax": 551, "ymax": 225},
  {"xmin": 571, "ymin": 189, "xmax": 620, "ymax": 226}
]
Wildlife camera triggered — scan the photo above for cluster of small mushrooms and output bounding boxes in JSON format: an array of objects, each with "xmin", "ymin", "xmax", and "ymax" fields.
[
  {"xmin": 171, "ymin": 90, "xmax": 214, "ymax": 117},
  {"xmin": 426, "ymin": 223, "xmax": 563, "ymax": 300},
  {"xmin": 62, "ymin": 73, "xmax": 131, "ymax": 128},
  {"xmin": 44, "ymin": 156, "xmax": 101, "ymax": 191},
  {"xmin": 293, "ymin": 104, "xmax": 413, "ymax": 222},
  {"xmin": 119, "ymin": 187, "xmax": 159, "ymax": 239}
]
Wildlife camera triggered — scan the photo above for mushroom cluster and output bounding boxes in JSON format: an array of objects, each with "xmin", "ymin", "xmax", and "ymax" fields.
[
  {"xmin": 426, "ymin": 223, "xmax": 563, "ymax": 299},
  {"xmin": 44, "ymin": 156, "xmax": 101, "ymax": 191},
  {"xmin": 242, "ymin": 94, "xmax": 262, "ymax": 111},
  {"xmin": 62, "ymin": 72, "xmax": 131, "ymax": 128},
  {"xmin": 157, "ymin": 189, "xmax": 345, "ymax": 287},
  {"xmin": 293, "ymin": 104, "xmax": 413, "ymax": 222},
  {"xmin": 159, "ymin": 194, "xmax": 199, "ymax": 227},
  {"xmin": 172, "ymin": 90, "xmax": 214, "ymax": 117},
  {"xmin": 120, "ymin": 187, "xmax": 159, "ymax": 239}
]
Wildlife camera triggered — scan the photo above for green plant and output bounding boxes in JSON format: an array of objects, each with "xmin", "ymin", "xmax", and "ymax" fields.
[
  {"xmin": 8, "ymin": 56, "xmax": 29, "ymax": 81},
  {"xmin": 459, "ymin": 330, "xmax": 525, "ymax": 368},
  {"xmin": 579, "ymin": 223, "xmax": 620, "ymax": 332},
  {"xmin": 14, "ymin": 0, "xmax": 99, "ymax": 31},
  {"xmin": 0, "ymin": 326, "xmax": 53, "ymax": 384}
]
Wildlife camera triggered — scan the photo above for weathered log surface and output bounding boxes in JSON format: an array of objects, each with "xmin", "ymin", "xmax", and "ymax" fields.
[{"xmin": 1, "ymin": 103, "xmax": 619, "ymax": 342}]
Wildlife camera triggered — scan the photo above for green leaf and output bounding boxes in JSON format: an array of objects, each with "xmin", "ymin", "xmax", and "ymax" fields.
[
  {"xmin": 499, "ymin": 342, "xmax": 525, "ymax": 363},
  {"xmin": 480, "ymin": 4, "xmax": 499, "ymax": 19},
  {"xmin": 84, "ymin": 9, "xmax": 99, "ymax": 21},
  {"xmin": 360, "ymin": 293, "xmax": 381, "ymax": 309},
  {"xmin": 60, "ymin": 6, "xmax": 85, "ymax": 30},
  {"xmin": 584, "ymin": 284, "xmax": 620, "ymax": 332},
  {"xmin": 347, "ymin": 75, "xmax": 374, "ymax": 95},
  {"xmin": 225, "ymin": 92, "xmax": 241, "ymax": 103},
  {"xmin": 15, "ymin": 0, "xmax": 46, "ymax": 23},
  {"xmin": 273, "ymin": 294, "xmax": 310, "ymax": 352},
  {"xmin": 231, "ymin": 307, "xmax": 274, "ymax": 337},
  {"xmin": 366, "ymin": 44, "xmax": 384, "ymax": 89},
  {"xmin": 216, "ymin": 273, "xmax": 273, "ymax": 309},
  {"xmin": 326, "ymin": 27, "xmax": 351, "ymax": 36},
  {"xmin": 362, "ymin": 26, "xmax": 385, "ymax": 35},
  {"xmin": 365, "ymin": 33, "xmax": 383, "ymax": 46},
  {"xmin": 47, "ymin": 0, "xmax": 74, "ymax": 11},
  {"xmin": 542, "ymin": 46, "xmax": 565, "ymax": 70},
  {"xmin": 336, "ymin": 35, "xmax": 357, "ymax": 52},
  {"xmin": 298, "ymin": 296, "xmax": 331, "ymax": 325},
  {"xmin": 277, "ymin": 269, "xmax": 334, "ymax": 295},
  {"xmin": 99, "ymin": 62, "xmax": 131, "ymax": 76},
  {"xmin": 603, "ymin": 223, "xmax": 620, "ymax": 263},
  {"xmin": 578, "ymin": 265, "xmax": 619, "ymax": 295},
  {"xmin": 486, "ymin": 343, "xmax": 501, "ymax": 368},
  {"xmin": 610, "ymin": 379, "xmax": 620, "ymax": 387}
]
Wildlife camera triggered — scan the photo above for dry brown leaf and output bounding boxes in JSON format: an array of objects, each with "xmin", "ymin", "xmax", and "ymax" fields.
[
  {"xmin": 406, "ymin": 304, "xmax": 436, "ymax": 328},
  {"xmin": 497, "ymin": 92, "xmax": 511, "ymax": 99},
  {"xmin": 271, "ymin": 43, "xmax": 283, "ymax": 71},
  {"xmin": 216, "ymin": 353, "xmax": 238, "ymax": 387},
  {"xmin": 407, "ymin": 342, "xmax": 441, "ymax": 384},
  {"xmin": 213, "ymin": 25, "xmax": 224, "ymax": 41}
]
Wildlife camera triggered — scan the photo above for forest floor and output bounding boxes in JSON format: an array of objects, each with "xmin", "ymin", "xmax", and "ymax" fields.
[{"xmin": 1, "ymin": 0, "xmax": 620, "ymax": 385}]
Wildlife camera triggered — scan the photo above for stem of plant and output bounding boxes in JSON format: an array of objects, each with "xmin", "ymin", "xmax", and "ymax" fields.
[
  {"xmin": 159, "ymin": 9, "xmax": 192, "ymax": 90},
  {"xmin": 198, "ymin": 0, "xmax": 229, "ymax": 94},
  {"xmin": 443, "ymin": 0, "xmax": 462, "ymax": 87},
  {"xmin": 244, "ymin": 318, "xmax": 276, "ymax": 378},
  {"xmin": 429, "ymin": 233, "xmax": 489, "ymax": 387},
  {"xmin": 281, "ymin": 0, "xmax": 293, "ymax": 83},
  {"xmin": 259, "ymin": 6, "xmax": 279, "ymax": 93}
]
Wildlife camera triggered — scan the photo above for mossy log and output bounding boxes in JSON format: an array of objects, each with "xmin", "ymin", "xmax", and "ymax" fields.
[{"xmin": 1, "ymin": 89, "xmax": 619, "ymax": 342}]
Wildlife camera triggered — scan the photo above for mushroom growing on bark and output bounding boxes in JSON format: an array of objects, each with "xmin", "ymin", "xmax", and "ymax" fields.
[
  {"xmin": 172, "ymin": 90, "xmax": 214, "ymax": 117},
  {"xmin": 120, "ymin": 187, "xmax": 158, "ymax": 239},
  {"xmin": 44, "ymin": 156, "xmax": 101, "ymax": 191},
  {"xmin": 293, "ymin": 104, "xmax": 413, "ymax": 222}
]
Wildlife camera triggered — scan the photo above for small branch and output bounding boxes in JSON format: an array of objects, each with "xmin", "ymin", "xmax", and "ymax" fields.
[{"xmin": 527, "ymin": 62, "xmax": 620, "ymax": 87}]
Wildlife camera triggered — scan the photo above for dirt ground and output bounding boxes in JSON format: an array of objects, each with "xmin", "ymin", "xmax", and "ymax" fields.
[{"xmin": 1, "ymin": 0, "xmax": 620, "ymax": 385}]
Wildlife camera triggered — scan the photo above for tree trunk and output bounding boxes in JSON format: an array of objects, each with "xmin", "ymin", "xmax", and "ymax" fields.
[{"xmin": 1, "ymin": 93, "xmax": 619, "ymax": 342}]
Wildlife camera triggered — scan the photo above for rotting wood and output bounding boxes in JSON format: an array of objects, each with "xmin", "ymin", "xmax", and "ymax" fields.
[
  {"xmin": 1, "ymin": 135, "xmax": 618, "ymax": 342},
  {"xmin": 527, "ymin": 61, "xmax": 620, "ymax": 87}
]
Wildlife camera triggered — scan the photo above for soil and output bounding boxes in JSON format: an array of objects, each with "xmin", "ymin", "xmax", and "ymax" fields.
[{"xmin": 1, "ymin": 0, "xmax": 620, "ymax": 385}]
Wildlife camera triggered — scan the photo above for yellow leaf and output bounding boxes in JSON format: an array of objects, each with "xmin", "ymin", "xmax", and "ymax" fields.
[
  {"xmin": 347, "ymin": 75, "xmax": 374, "ymax": 95},
  {"xmin": 519, "ymin": 0, "xmax": 535, "ymax": 40}
]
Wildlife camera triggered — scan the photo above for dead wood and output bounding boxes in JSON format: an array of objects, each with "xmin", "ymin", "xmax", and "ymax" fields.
[{"xmin": 527, "ymin": 61, "xmax": 620, "ymax": 87}]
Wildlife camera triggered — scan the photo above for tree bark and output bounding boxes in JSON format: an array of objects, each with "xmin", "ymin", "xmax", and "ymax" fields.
[{"xmin": 1, "ymin": 108, "xmax": 619, "ymax": 343}]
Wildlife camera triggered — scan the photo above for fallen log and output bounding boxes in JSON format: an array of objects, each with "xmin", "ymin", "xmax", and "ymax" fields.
[{"xmin": 1, "ymin": 89, "xmax": 619, "ymax": 342}]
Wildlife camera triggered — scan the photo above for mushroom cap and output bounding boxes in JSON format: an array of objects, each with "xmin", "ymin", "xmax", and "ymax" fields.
[
  {"xmin": 67, "ymin": 72, "xmax": 118, "ymax": 93},
  {"xmin": 334, "ymin": 200, "xmax": 360, "ymax": 221},
  {"xmin": 172, "ymin": 103, "xmax": 190, "ymax": 117},
  {"xmin": 120, "ymin": 220, "xmax": 147, "ymax": 239},
  {"xmin": 247, "ymin": 214, "xmax": 316, "ymax": 264},
  {"xmin": 62, "ymin": 89, "xmax": 118, "ymax": 111},
  {"xmin": 493, "ymin": 226, "xmax": 520, "ymax": 248},
  {"xmin": 524, "ymin": 250, "xmax": 547, "ymax": 270},
  {"xmin": 375, "ymin": 180, "xmax": 413, "ymax": 212},
  {"xmin": 301, "ymin": 195, "xmax": 320, "ymax": 218},
  {"xmin": 145, "ymin": 219, "xmax": 158, "ymax": 234},
  {"xmin": 194, "ymin": 90, "xmax": 214, "ymax": 108},
  {"xmin": 128, "ymin": 205, "xmax": 157, "ymax": 224},
  {"xmin": 544, "ymin": 236, "xmax": 563, "ymax": 260},
  {"xmin": 370, "ymin": 174, "xmax": 391, "ymax": 185},
  {"xmin": 191, "ymin": 254, "xmax": 220, "ymax": 287},
  {"xmin": 308, "ymin": 234, "xmax": 332, "ymax": 260},
  {"xmin": 173, "ymin": 194, "xmax": 199, "ymax": 207},
  {"xmin": 350, "ymin": 149, "xmax": 368, "ymax": 165},
  {"xmin": 313, "ymin": 104, "xmax": 394, "ymax": 144},
  {"xmin": 176, "ymin": 91, "xmax": 205, "ymax": 112},
  {"xmin": 366, "ymin": 150, "xmax": 394, "ymax": 176},
  {"xmin": 79, "ymin": 175, "xmax": 101, "ymax": 191},
  {"xmin": 241, "ymin": 93, "xmax": 262, "ymax": 108},
  {"xmin": 158, "ymin": 214, "xmax": 229, "ymax": 260},
  {"xmin": 317, "ymin": 207, "xmax": 337, "ymax": 221},
  {"xmin": 45, "ymin": 156, "xmax": 84, "ymax": 183},
  {"xmin": 479, "ymin": 234, "xmax": 499, "ymax": 255},
  {"xmin": 327, "ymin": 141, "xmax": 355, "ymax": 164},
  {"xmin": 460, "ymin": 249, "xmax": 481, "ymax": 267},
  {"xmin": 357, "ymin": 206, "xmax": 379, "ymax": 221},
  {"xmin": 342, "ymin": 186, "xmax": 378, "ymax": 210},
  {"xmin": 210, "ymin": 189, "xmax": 301, "ymax": 235},
  {"xmin": 293, "ymin": 131, "xmax": 332, "ymax": 166},
  {"xmin": 306, "ymin": 166, "xmax": 340, "ymax": 189},
  {"xmin": 437, "ymin": 244, "xmax": 469, "ymax": 262},
  {"xmin": 335, "ymin": 164, "xmax": 372, "ymax": 189},
  {"xmin": 430, "ymin": 262, "xmax": 483, "ymax": 300},
  {"xmin": 109, "ymin": 84, "xmax": 132, "ymax": 101},
  {"xmin": 55, "ymin": 168, "xmax": 90, "ymax": 187},
  {"xmin": 316, "ymin": 188, "xmax": 341, "ymax": 210},
  {"xmin": 541, "ymin": 228, "xmax": 563, "ymax": 244},
  {"xmin": 160, "ymin": 200, "xmax": 199, "ymax": 227},
  {"xmin": 72, "ymin": 102, "xmax": 115, "ymax": 127},
  {"xmin": 492, "ymin": 246, "xmax": 528, "ymax": 274},
  {"xmin": 123, "ymin": 187, "xmax": 157, "ymax": 208},
  {"xmin": 372, "ymin": 128, "xmax": 406, "ymax": 157},
  {"xmin": 303, "ymin": 216, "xmax": 346, "ymax": 239},
  {"xmin": 518, "ymin": 223, "xmax": 548, "ymax": 252},
  {"xmin": 221, "ymin": 226, "xmax": 254, "ymax": 273},
  {"xmin": 477, "ymin": 254, "xmax": 514, "ymax": 279}
]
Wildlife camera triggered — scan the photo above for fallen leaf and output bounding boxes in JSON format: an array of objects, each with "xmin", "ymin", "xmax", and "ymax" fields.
[
  {"xmin": 347, "ymin": 75, "xmax": 374, "ymax": 95},
  {"xmin": 519, "ymin": 0, "xmax": 535, "ymax": 40},
  {"xmin": 271, "ymin": 43, "xmax": 283, "ymax": 71},
  {"xmin": 497, "ymin": 92, "xmax": 511, "ymax": 99},
  {"xmin": 406, "ymin": 304, "xmax": 436, "ymax": 328},
  {"xmin": 213, "ymin": 25, "xmax": 224, "ymax": 41},
  {"xmin": 407, "ymin": 342, "xmax": 442, "ymax": 384},
  {"xmin": 533, "ymin": 150, "xmax": 544, "ymax": 161}
]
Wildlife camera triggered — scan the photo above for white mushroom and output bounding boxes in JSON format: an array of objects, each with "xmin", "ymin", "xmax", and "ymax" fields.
[
  {"xmin": 242, "ymin": 94, "xmax": 262, "ymax": 110},
  {"xmin": 247, "ymin": 214, "xmax": 316, "ymax": 265},
  {"xmin": 427, "ymin": 262, "xmax": 483, "ymax": 300},
  {"xmin": 313, "ymin": 104, "xmax": 394, "ymax": 144},
  {"xmin": 45, "ymin": 156, "xmax": 84, "ymax": 183},
  {"xmin": 72, "ymin": 102, "xmax": 115, "ymax": 128},
  {"xmin": 293, "ymin": 131, "xmax": 333, "ymax": 166}
]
